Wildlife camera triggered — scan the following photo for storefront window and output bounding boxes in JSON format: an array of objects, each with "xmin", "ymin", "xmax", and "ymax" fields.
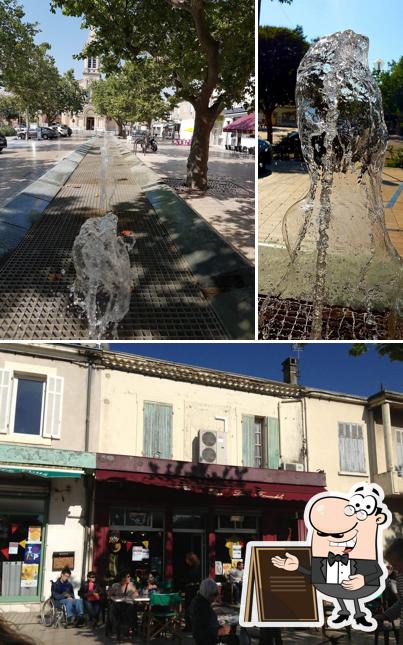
[
  {"xmin": 0, "ymin": 498, "xmax": 45, "ymax": 600},
  {"xmin": 106, "ymin": 529, "xmax": 164, "ymax": 584},
  {"xmin": 172, "ymin": 513, "xmax": 205, "ymax": 529},
  {"xmin": 109, "ymin": 508, "xmax": 164, "ymax": 529},
  {"xmin": 216, "ymin": 513, "xmax": 259, "ymax": 530}
]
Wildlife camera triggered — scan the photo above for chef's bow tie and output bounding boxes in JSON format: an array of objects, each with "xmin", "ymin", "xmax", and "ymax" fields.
[{"xmin": 327, "ymin": 552, "xmax": 349, "ymax": 566}]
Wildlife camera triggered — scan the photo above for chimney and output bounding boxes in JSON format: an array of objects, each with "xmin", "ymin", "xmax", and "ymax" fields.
[{"xmin": 282, "ymin": 357, "xmax": 299, "ymax": 385}]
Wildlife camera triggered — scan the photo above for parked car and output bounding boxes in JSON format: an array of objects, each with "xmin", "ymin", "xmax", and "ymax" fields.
[
  {"xmin": 258, "ymin": 138, "xmax": 272, "ymax": 176},
  {"xmin": 50, "ymin": 124, "xmax": 68, "ymax": 137},
  {"xmin": 0, "ymin": 134, "xmax": 7, "ymax": 153},
  {"xmin": 274, "ymin": 131, "xmax": 303, "ymax": 160},
  {"xmin": 18, "ymin": 126, "xmax": 58, "ymax": 140}
]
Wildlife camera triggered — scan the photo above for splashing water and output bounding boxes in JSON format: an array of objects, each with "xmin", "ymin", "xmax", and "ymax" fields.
[
  {"xmin": 71, "ymin": 134, "xmax": 135, "ymax": 338},
  {"xmin": 71, "ymin": 212, "xmax": 134, "ymax": 339},
  {"xmin": 262, "ymin": 30, "xmax": 403, "ymax": 339}
]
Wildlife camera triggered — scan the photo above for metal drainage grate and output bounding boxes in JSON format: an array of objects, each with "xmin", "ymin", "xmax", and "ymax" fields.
[
  {"xmin": 258, "ymin": 294, "xmax": 392, "ymax": 340},
  {"xmin": 0, "ymin": 143, "xmax": 228, "ymax": 340},
  {"xmin": 163, "ymin": 176, "xmax": 250, "ymax": 198}
]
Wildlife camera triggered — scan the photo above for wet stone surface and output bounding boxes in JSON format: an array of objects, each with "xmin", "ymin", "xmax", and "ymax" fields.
[{"xmin": 163, "ymin": 176, "xmax": 250, "ymax": 198}]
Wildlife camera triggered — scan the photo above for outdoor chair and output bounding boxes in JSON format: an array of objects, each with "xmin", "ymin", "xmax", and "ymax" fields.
[{"xmin": 145, "ymin": 592, "xmax": 182, "ymax": 642}]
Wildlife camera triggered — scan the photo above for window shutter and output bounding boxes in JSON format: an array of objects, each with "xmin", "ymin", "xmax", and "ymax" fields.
[
  {"xmin": 143, "ymin": 402, "xmax": 172, "ymax": 459},
  {"xmin": 267, "ymin": 416, "xmax": 280, "ymax": 469},
  {"xmin": 338, "ymin": 422, "xmax": 366, "ymax": 472},
  {"xmin": 242, "ymin": 415, "xmax": 255, "ymax": 467},
  {"xmin": 0, "ymin": 369, "xmax": 12, "ymax": 434},
  {"xmin": 43, "ymin": 376, "xmax": 63, "ymax": 439}
]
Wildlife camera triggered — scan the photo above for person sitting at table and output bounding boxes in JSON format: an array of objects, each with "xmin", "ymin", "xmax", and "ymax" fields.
[
  {"xmin": 190, "ymin": 578, "xmax": 231, "ymax": 645},
  {"xmin": 144, "ymin": 572, "xmax": 159, "ymax": 594},
  {"xmin": 78, "ymin": 571, "xmax": 103, "ymax": 627},
  {"xmin": 226, "ymin": 561, "xmax": 244, "ymax": 604},
  {"xmin": 108, "ymin": 570, "xmax": 139, "ymax": 638}
]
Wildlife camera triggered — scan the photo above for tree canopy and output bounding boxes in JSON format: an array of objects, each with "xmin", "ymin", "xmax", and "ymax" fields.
[
  {"xmin": 0, "ymin": 0, "xmax": 39, "ymax": 90},
  {"xmin": 349, "ymin": 343, "xmax": 403, "ymax": 362},
  {"xmin": 92, "ymin": 59, "xmax": 175, "ymax": 135},
  {"xmin": 378, "ymin": 57, "xmax": 403, "ymax": 127},
  {"xmin": 259, "ymin": 25, "xmax": 309, "ymax": 142},
  {"xmin": 50, "ymin": 0, "xmax": 254, "ymax": 190}
]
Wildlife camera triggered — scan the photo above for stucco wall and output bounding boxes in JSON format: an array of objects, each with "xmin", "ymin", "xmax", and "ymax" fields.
[
  {"xmin": 0, "ymin": 352, "xmax": 88, "ymax": 452},
  {"xmin": 97, "ymin": 370, "xmax": 305, "ymax": 468},
  {"xmin": 42, "ymin": 477, "xmax": 87, "ymax": 599},
  {"xmin": 305, "ymin": 396, "xmax": 369, "ymax": 492}
]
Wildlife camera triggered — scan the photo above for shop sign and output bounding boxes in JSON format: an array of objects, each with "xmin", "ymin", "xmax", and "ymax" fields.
[{"xmin": 52, "ymin": 551, "xmax": 75, "ymax": 571}]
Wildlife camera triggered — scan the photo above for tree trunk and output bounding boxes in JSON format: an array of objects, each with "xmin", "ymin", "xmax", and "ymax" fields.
[
  {"xmin": 186, "ymin": 107, "xmax": 215, "ymax": 191},
  {"xmin": 265, "ymin": 109, "xmax": 274, "ymax": 143},
  {"xmin": 117, "ymin": 121, "xmax": 124, "ymax": 137},
  {"xmin": 25, "ymin": 108, "xmax": 29, "ymax": 141}
]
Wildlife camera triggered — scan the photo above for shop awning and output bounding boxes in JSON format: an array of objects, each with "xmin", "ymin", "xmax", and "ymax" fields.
[
  {"xmin": 223, "ymin": 113, "xmax": 255, "ymax": 132},
  {"xmin": 0, "ymin": 465, "xmax": 85, "ymax": 478},
  {"xmin": 95, "ymin": 469, "xmax": 323, "ymax": 502}
]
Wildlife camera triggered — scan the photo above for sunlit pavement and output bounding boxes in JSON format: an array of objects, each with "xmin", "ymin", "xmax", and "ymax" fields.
[
  {"xmin": 135, "ymin": 140, "xmax": 255, "ymax": 264},
  {"xmin": 258, "ymin": 159, "xmax": 403, "ymax": 258},
  {"xmin": 3, "ymin": 611, "xmax": 385, "ymax": 644},
  {"xmin": 0, "ymin": 134, "xmax": 92, "ymax": 209}
]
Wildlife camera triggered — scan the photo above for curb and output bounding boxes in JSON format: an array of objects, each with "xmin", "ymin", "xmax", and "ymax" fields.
[
  {"xmin": 0, "ymin": 139, "xmax": 95, "ymax": 258},
  {"xmin": 119, "ymin": 142, "xmax": 255, "ymax": 340}
]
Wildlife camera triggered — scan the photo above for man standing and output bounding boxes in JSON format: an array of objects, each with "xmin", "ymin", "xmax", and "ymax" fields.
[{"xmin": 51, "ymin": 566, "xmax": 85, "ymax": 626}]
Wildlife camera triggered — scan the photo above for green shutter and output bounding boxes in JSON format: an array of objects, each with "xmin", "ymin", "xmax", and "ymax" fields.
[
  {"xmin": 143, "ymin": 402, "xmax": 172, "ymax": 459},
  {"xmin": 267, "ymin": 416, "xmax": 280, "ymax": 469},
  {"xmin": 242, "ymin": 415, "xmax": 255, "ymax": 467}
]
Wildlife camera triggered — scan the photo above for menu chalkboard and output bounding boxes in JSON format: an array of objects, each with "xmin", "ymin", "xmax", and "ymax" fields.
[
  {"xmin": 241, "ymin": 545, "xmax": 320, "ymax": 626},
  {"xmin": 52, "ymin": 551, "xmax": 75, "ymax": 571}
]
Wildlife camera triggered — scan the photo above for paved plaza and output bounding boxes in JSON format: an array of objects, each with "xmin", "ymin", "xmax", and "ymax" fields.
[
  {"xmin": 0, "ymin": 135, "xmax": 90, "ymax": 209},
  {"xmin": 138, "ymin": 141, "xmax": 255, "ymax": 263},
  {"xmin": 2, "ymin": 610, "xmax": 388, "ymax": 644},
  {"xmin": 258, "ymin": 158, "xmax": 403, "ymax": 257}
]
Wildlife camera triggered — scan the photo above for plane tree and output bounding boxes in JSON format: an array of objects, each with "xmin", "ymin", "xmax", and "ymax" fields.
[{"xmin": 50, "ymin": 0, "xmax": 254, "ymax": 191}]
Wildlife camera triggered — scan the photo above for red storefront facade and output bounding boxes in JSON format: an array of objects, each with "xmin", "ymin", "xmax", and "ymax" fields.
[{"xmin": 93, "ymin": 454, "xmax": 326, "ymax": 586}]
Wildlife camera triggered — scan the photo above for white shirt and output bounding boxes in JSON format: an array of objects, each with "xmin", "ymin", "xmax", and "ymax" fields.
[{"xmin": 326, "ymin": 558, "xmax": 351, "ymax": 584}]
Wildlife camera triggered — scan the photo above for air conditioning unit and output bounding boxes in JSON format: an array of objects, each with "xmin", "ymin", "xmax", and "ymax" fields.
[
  {"xmin": 281, "ymin": 462, "xmax": 304, "ymax": 472},
  {"xmin": 198, "ymin": 430, "xmax": 227, "ymax": 464}
]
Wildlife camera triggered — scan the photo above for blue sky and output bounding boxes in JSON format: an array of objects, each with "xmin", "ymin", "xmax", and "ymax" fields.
[
  {"xmin": 260, "ymin": 0, "xmax": 402, "ymax": 69},
  {"xmin": 19, "ymin": 0, "xmax": 88, "ymax": 78},
  {"xmin": 110, "ymin": 343, "xmax": 402, "ymax": 398}
]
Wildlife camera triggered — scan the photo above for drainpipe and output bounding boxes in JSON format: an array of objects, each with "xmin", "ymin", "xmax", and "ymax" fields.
[
  {"xmin": 81, "ymin": 354, "xmax": 94, "ymax": 580},
  {"xmin": 381, "ymin": 401, "xmax": 394, "ymax": 473},
  {"xmin": 278, "ymin": 399, "xmax": 307, "ymax": 470}
]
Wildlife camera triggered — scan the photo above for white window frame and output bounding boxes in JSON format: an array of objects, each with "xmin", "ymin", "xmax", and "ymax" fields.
[
  {"xmin": 0, "ymin": 368, "xmax": 63, "ymax": 440},
  {"xmin": 338, "ymin": 422, "xmax": 368, "ymax": 475},
  {"xmin": 9, "ymin": 373, "xmax": 46, "ymax": 438},
  {"xmin": 396, "ymin": 429, "xmax": 403, "ymax": 471}
]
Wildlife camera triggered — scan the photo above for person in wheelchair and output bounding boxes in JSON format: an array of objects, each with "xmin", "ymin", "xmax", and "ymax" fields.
[
  {"xmin": 108, "ymin": 569, "xmax": 139, "ymax": 638},
  {"xmin": 78, "ymin": 570, "xmax": 104, "ymax": 627},
  {"xmin": 51, "ymin": 566, "xmax": 85, "ymax": 627}
]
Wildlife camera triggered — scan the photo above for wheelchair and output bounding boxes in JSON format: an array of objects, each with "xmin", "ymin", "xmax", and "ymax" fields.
[{"xmin": 40, "ymin": 595, "xmax": 68, "ymax": 628}]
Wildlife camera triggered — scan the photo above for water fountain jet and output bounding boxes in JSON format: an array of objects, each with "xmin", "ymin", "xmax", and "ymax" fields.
[{"xmin": 261, "ymin": 30, "xmax": 403, "ymax": 339}]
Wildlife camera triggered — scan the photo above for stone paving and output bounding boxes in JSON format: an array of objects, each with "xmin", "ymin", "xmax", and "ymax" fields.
[
  {"xmin": 258, "ymin": 160, "xmax": 403, "ymax": 257},
  {"xmin": 136, "ymin": 141, "xmax": 255, "ymax": 264},
  {"xmin": 0, "ymin": 139, "xmax": 228, "ymax": 340},
  {"xmin": 2, "ymin": 611, "xmax": 384, "ymax": 644},
  {"xmin": 0, "ymin": 135, "xmax": 91, "ymax": 209}
]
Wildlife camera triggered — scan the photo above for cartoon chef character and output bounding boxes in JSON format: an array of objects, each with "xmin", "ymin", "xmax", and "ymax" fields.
[{"xmin": 272, "ymin": 483, "xmax": 391, "ymax": 631}]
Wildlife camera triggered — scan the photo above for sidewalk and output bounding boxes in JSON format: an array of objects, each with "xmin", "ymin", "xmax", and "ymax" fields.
[
  {"xmin": 136, "ymin": 140, "xmax": 255, "ymax": 264},
  {"xmin": 4, "ymin": 611, "xmax": 383, "ymax": 645},
  {"xmin": 259, "ymin": 161, "xmax": 403, "ymax": 257}
]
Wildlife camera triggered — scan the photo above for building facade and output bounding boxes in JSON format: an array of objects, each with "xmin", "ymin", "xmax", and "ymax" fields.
[{"xmin": 0, "ymin": 344, "xmax": 401, "ymax": 610}]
